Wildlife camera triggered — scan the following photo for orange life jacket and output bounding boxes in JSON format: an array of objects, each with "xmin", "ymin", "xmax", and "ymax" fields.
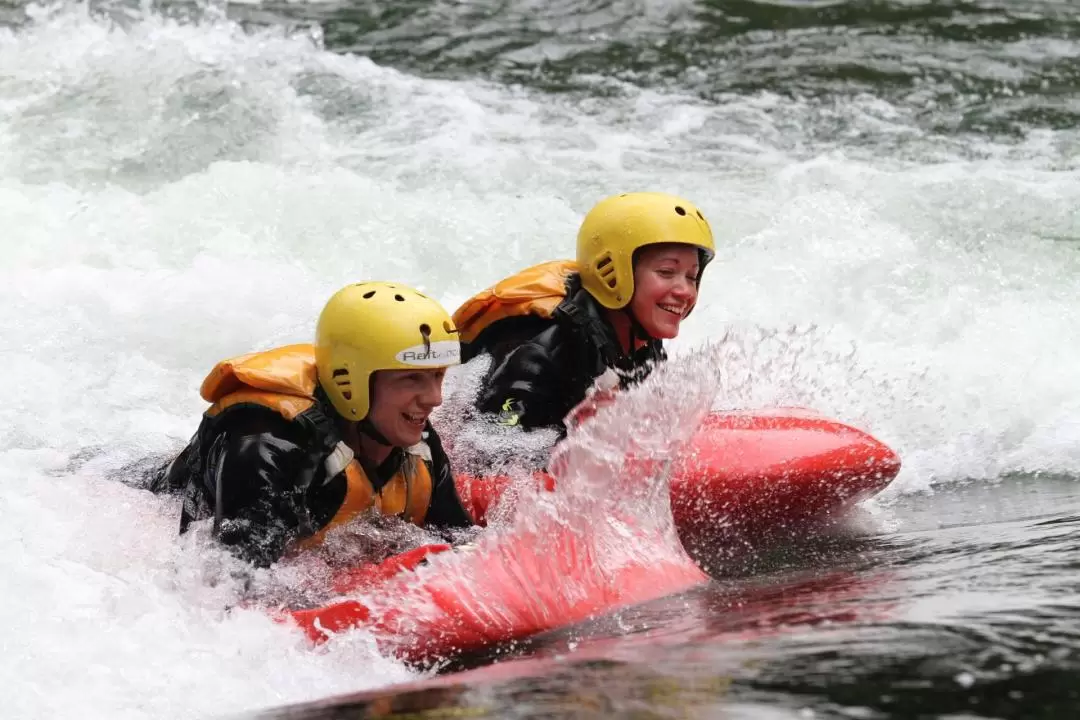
[
  {"xmin": 200, "ymin": 344, "xmax": 433, "ymax": 548},
  {"xmin": 452, "ymin": 260, "xmax": 578, "ymax": 344}
]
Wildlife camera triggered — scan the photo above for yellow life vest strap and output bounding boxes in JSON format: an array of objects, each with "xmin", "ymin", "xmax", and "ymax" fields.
[{"xmin": 401, "ymin": 453, "xmax": 434, "ymax": 526}]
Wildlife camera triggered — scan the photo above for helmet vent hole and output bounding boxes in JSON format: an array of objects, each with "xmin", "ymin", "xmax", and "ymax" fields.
[
  {"xmin": 363, "ymin": 290, "xmax": 376, "ymax": 299},
  {"xmin": 697, "ymin": 210, "xmax": 705, "ymax": 220},
  {"xmin": 394, "ymin": 294, "xmax": 405, "ymax": 302},
  {"xmin": 596, "ymin": 254, "xmax": 617, "ymax": 289},
  {"xmin": 674, "ymin": 206, "xmax": 687, "ymax": 216},
  {"xmin": 419, "ymin": 323, "xmax": 432, "ymax": 352},
  {"xmin": 331, "ymin": 368, "xmax": 352, "ymax": 397}
]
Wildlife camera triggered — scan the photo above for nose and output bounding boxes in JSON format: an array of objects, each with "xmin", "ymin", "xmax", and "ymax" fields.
[
  {"xmin": 417, "ymin": 373, "xmax": 445, "ymax": 409},
  {"xmin": 671, "ymin": 276, "xmax": 697, "ymax": 301}
]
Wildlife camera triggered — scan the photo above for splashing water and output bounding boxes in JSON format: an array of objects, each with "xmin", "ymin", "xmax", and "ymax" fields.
[
  {"xmin": 304, "ymin": 349, "xmax": 727, "ymax": 662},
  {"xmin": 431, "ymin": 354, "xmax": 562, "ymax": 483}
]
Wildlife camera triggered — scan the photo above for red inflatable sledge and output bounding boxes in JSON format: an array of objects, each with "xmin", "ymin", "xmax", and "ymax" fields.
[
  {"xmin": 280, "ymin": 409, "xmax": 899, "ymax": 663},
  {"xmin": 454, "ymin": 408, "xmax": 901, "ymax": 551},
  {"xmin": 285, "ymin": 518, "xmax": 709, "ymax": 664}
]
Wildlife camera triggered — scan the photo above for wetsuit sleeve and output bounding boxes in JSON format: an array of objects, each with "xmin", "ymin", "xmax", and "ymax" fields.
[
  {"xmin": 421, "ymin": 424, "xmax": 475, "ymax": 528},
  {"xmin": 475, "ymin": 325, "xmax": 574, "ymax": 433},
  {"xmin": 200, "ymin": 423, "xmax": 324, "ymax": 567}
]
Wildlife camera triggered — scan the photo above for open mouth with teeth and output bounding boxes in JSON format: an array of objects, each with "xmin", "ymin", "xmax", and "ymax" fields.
[
  {"xmin": 658, "ymin": 303, "xmax": 686, "ymax": 317},
  {"xmin": 402, "ymin": 412, "xmax": 427, "ymax": 428}
]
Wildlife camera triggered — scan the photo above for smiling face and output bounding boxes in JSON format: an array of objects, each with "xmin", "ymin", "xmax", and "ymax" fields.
[
  {"xmin": 366, "ymin": 367, "xmax": 448, "ymax": 448},
  {"xmin": 628, "ymin": 244, "xmax": 701, "ymax": 340}
]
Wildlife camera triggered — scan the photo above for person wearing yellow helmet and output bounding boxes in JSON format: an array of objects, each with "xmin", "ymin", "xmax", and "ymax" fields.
[
  {"xmin": 452, "ymin": 191, "xmax": 715, "ymax": 437},
  {"xmin": 150, "ymin": 282, "xmax": 475, "ymax": 567}
]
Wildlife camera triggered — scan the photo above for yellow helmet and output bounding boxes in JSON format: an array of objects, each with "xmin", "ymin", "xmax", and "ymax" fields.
[
  {"xmin": 576, "ymin": 192, "xmax": 716, "ymax": 310},
  {"xmin": 314, "ymin": 282, "xmax": 460, "ymax": 420}
]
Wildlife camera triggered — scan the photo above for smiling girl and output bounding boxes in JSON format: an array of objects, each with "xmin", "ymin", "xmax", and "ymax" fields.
[{"xmin": 452, "ymin": 192, "xmax": 715, "ymax": 438}]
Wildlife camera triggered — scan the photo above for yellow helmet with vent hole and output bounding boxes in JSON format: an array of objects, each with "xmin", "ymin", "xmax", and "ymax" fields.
[
  {"xmin": 576, "ymin": 192, "xmax": 715, "ymax": 310},
  {"xmin": 315, "ymin": 282, "xmax": 460, "ymax": 419}
]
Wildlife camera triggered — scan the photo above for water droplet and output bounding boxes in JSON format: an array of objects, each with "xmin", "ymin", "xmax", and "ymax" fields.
[{"xmin": 955, "ymin": 671, "xmax": 975, "ymax": 688}]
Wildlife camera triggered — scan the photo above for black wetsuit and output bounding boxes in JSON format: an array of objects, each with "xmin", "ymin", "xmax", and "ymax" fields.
[
  {"xmin": 151, "ymin": 391, "xmax": 472, "ymax": 567},
  {"xmin": 464, "ymin": 273, "xmax": 665, "ymax": 436}
]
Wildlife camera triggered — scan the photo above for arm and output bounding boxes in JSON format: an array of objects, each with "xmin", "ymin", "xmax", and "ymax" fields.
[
  {"xmin": 475, "ymin": 325, "xmax": 575, "ymax": 433},
  {"xmin": 421, "ymin": 424, "xmax": 475, "ymax": 529},
  {"xmin": 197, "ymin": 423, "xmax": 325, "ymax": 567}
]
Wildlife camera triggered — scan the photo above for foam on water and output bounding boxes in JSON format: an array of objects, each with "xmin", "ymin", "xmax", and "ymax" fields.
[{"xmin": 2, "ymin": 5, "xmax": 1079, "ymax": 718}]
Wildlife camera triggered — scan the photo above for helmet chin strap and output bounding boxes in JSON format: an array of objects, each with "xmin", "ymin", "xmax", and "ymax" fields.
[
  {"xmin": 357, "ymin": 374, "xmax": 394, "ymax": 447},
  {"xmin": 357, "ymin": 417, "xmax": 393, "ymax": 447},
  {"xmin": 625, "ymin": 306, "xmax": 655, "ymax": 348}
]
